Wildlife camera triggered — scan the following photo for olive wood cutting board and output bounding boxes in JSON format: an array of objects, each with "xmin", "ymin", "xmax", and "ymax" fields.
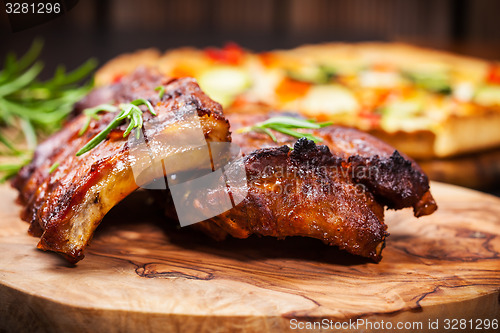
[{"xmin": 0, "ymin": 182, "xmax": 499, "ymax": 333}]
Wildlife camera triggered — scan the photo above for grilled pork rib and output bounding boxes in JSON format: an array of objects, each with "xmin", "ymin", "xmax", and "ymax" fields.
[
  {"xmin": 186, "ymin": 110, "xmax": 436, "ymax": 261},
  {"xmin": 226, "ymin": 111, "xmax": 437, "ymax": 217},
  {"xmin": 203, "ymin": 138, "xmax": 388, "ymax": 261},
  {"xmin": 12, "ymin": 70, "xmax": 436, "ymax": 263},
  {"xmin": 12, "ymin": 69, "xmax": 230, "ymax": 263}
]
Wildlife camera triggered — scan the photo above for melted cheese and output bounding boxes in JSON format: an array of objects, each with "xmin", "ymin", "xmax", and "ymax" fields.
[
  {"xmin": 298, "ymin": 84, "xmax": 359, "ymax": 115},
  {"xmin": 359, "ymin": 70, "xmax": 400, "ymax": 88},
  {"xmin": 453, "ymin": 82, "xmax": 474, "ymax": 102},
  {"xmin": 198, "ymin": 67, "xmax": 251, "ymax": 106}
]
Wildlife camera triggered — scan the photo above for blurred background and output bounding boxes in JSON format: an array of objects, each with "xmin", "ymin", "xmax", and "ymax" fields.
[
  {"xmin": 1, "ymin": 0, "xmax": 500, "ymax": 194},
  {"xmin": 2, "ymin": 0, "xmax": 500, "ymax": 74}
]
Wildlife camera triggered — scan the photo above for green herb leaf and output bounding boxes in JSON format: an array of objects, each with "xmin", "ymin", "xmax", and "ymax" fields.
[
  {"xmin": 76, "ymin": 100, "xmax": 157, "ymax": 156},
  {"xmin": 0, "ymin": 131, "xmax": 20, "ymax": 154},
  {"xmin": 259, "ymin": 116, "xmax": 323, "ymax": 129},
  {"xmin": 19, "ymin": 118, "xmax": 37, "ymax": 150},
  {"xmin": 253, "ymin": 126, "xmax": 277, "ymax": 142},
  {"xmin": 0, "ymin": 62, "xmax": 44, "ymax": 97},
  {"xmin": 240, "ymin": 116, "xmax": 332, "ymax": 143},
  {"xmin": 78, "ymin": 104, "xmax": 119, "ymax": 136},
  {"xmin": 269, "ymin": 125, "xmax": 323, "ymax": 143},
  {"xmin": 155, "ymin": 86, "xmax": 165, "ymax": 100},
  {"xmin": 0, "ymin": 154, "xmax": 32, "ymax": 183},
  {"xmin": 0, "ymin": 39, "xmax": 97, "ymax": 181},
  {"xmin": 49, "ymin": 161, "xmax": 60, "ymax": 174},
  {"xmin": 131, "ymin": 98, "xmax": 156, "ymax": 116},
  {"xmin": 44, "ymin": 59, "xmax": 97, "ymax": 88}
]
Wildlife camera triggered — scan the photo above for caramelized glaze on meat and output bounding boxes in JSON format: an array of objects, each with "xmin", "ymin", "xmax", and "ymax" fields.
[
  {"xmin": 205, "ymin": 138, "xmax": 388, "ymax": 261},
  {"xmin": 12, "ymin": 71, "xmax": 436, "ymax": 263},
  {"xmin": 12, "ymin": 69, "xmax": 230, "ymax": 263},
  {"xmin": 226, "ymin": 110, "xmax": 437, "ymax": 217},
  {"xmin": 187, "ymin": 109, "xmax": 436, "ymax": 261}
]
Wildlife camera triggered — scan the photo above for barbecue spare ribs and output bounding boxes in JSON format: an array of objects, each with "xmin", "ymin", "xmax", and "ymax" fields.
[
  {"xmin": 179, "ymin": 109, "xmax": 437, "ymax": 262},
  {"xmin": 12, "ymin": 69, "xmax": 436, "ymax": 263},
  {"xmin": 227, "ymin": 110, "xmax": 437, "ymax": 217},
  {"xmin": 12, "ymin": 69, "xmax": 230, "ymax": 263}
]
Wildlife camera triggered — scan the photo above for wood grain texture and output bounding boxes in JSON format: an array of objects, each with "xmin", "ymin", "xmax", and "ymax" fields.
[{"xmin": 0, "ymin": 182, "xmax": 499, "ymax": 333}]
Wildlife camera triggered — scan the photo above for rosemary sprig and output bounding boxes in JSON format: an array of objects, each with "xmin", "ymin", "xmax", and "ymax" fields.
[
  {"xmin": 237, "ymin": 116, "xmax": 332, "ymax": 143},
  {"xmin": 76, "ymin": 99, "xmax": 157, "ymax": 156},
  {"xmin": 0, "ymin": 39, "xmax": 97, "ymax": 181},
  {"xmin": 0, "ymin": 155, "xmax": 32, "ymax": 182},
  {"xmin": 0, "ymin": 131, "xmax": 20, "ymax": 154},
  {"xmin": 155, "ymin": 85, "xmax": 165, "ymax": 99},
  {"xmin": 78, "ymin": 103, "xmax": 119, "ymax": 136},
  {"xmin": 48, "ymin": 161, "xmax": 60, "ymax": 174}
]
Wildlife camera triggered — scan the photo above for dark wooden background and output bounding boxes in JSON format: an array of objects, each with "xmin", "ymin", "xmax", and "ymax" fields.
[{"xmin": 1, "ymin": 0, "xmax": 500, "ymax": 76}]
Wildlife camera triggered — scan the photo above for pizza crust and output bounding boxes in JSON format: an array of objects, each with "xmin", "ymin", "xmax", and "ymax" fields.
[{"xmin": 95, "ymin": 49, "xmax": 161, "ymax": 86}]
